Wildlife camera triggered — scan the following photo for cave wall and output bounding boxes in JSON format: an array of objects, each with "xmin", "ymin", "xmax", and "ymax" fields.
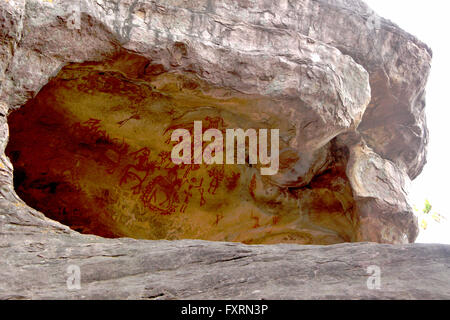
[{"xmin": 6, "ymin": 52, "xmax": 358, "ymax": 244}]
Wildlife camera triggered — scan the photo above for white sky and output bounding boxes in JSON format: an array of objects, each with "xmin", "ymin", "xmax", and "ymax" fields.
[{"xmin": 363, "ymin": 0, "xmax": 450, "ymax": 244}]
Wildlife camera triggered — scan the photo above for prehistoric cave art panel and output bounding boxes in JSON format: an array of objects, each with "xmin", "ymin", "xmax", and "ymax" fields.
[
  {"xmin": 61, "ymin": 116, "xmax": 243, "ymax": 218},
  {"xmin": 5, "ymin": 58, "xmax": 359, "ymax": 245}
]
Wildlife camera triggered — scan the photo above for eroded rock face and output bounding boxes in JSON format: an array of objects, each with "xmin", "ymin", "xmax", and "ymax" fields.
[
  {"xmin": 1, "ymin": 236, "xmax": 450, "ymax": 299},
  {"xmin": 0, "ymin": 0, "xmax": 431, "ymax": 248}
]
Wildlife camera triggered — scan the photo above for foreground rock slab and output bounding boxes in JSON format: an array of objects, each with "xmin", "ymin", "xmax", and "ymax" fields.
[{"xmin": 1, "ymin": 229, "xmax": 449, "ymax": 299}]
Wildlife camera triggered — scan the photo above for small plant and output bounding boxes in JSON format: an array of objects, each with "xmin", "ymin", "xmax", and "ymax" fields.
[{"xmin": 414, "ymin": 199, "xmax": 446, "ymax": 230}]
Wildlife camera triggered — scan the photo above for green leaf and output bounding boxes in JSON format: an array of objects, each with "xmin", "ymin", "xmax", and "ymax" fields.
[{"xmin": 423, "ymin": 199, "xmax": 432, "ymax": 214}]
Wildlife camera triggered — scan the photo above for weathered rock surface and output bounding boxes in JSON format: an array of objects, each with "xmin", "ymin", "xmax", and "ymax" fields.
[
  {"xmin": 0, "ymin": 0, "xmax": 445, "ymax": 299},
  {"xmin": 1, "ymin": 228, "xmax": 449, "ymax": 299}
]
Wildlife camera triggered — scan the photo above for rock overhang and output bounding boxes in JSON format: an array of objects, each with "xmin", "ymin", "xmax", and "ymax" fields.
[{"xmin": 0, "ymin": 0, "xmax": 432, "ymax": 246}]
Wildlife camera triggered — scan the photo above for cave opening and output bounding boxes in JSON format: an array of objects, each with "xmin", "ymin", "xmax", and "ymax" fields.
[{"xmin": 5, "ymin": 51, "xmax": 359, "ymax": 245}]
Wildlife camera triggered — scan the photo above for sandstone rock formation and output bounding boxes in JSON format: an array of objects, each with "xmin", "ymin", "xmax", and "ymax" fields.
[
  {"xmin": 0, "ymin": 0, "xmax": 448, "ymax": 299},
  {"xmin": 1, "ymin": 236, "xmax": 449, "ymax": 299}
]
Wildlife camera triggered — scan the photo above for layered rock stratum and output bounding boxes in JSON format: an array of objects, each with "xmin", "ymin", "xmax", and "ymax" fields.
[{"xmin": 0, "ymin": 0, "xmax": 449, "ymax": 299}]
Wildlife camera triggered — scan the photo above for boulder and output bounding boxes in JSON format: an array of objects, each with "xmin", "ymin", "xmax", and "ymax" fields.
[{"xmin": 0, "ymin": 0, "xmax": 447, "ymax": 299}]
